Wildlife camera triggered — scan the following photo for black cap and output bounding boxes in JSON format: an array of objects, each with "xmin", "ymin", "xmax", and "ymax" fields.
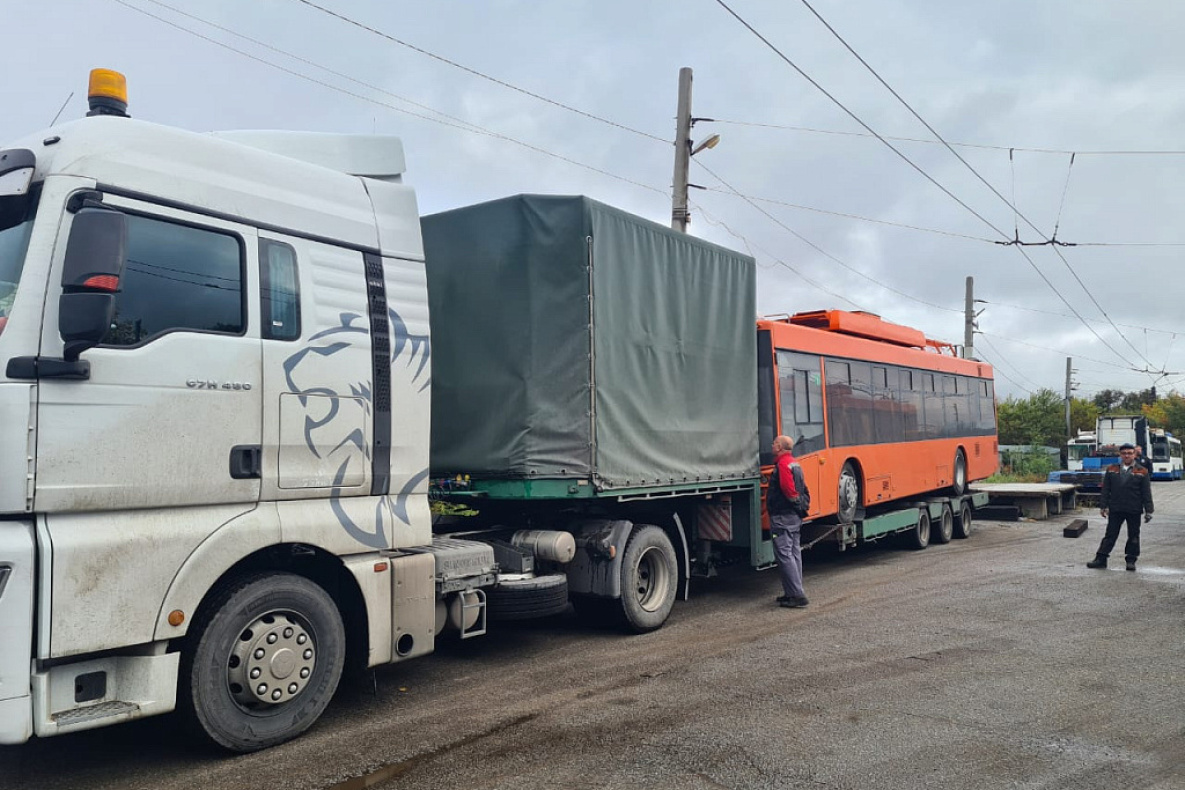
[{"xmin": 1119, "ymin": 443, "xmax": 1135, "ymax": 451}]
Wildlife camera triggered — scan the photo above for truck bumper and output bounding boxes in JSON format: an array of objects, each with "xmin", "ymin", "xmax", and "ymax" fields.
[
  {"xmin": 0, "ymin": 521, "xmax": 35, "ymax": 745},
  {"xmin": 0, "ymin": 695, "xmax": 32, "ymax": 745},
  {"xmin": 31, "ymin": 651, "xmax": 179, "ymax": 738}
]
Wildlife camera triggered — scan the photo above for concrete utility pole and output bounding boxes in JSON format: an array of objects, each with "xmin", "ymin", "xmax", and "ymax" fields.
[
  {"xmin": 671, "ymin": 67, "xmax": 693, "ymax": 233},
  {"xmin": 963, "ymin": 276, "xmax": 975, "ymax": 359},
  {"xmin": 1065, "ymin": 357, "xmax": 1073, "ymax": 439}
]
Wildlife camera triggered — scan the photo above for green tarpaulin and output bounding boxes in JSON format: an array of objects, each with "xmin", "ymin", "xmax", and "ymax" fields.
[{"xmin": 422, "ymin": 195, "xmax": 758, "ymax": 492}]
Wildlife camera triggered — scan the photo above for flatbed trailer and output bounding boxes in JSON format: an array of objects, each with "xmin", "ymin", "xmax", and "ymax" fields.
[{"xmin": 802, "ymin": 491, "xmax": 990, "ymax": 552}]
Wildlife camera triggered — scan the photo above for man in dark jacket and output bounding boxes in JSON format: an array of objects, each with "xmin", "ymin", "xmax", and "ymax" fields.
[
  {"xmin": 768, "ymin": 435, "xmax": 810, "ymax": 608},
  {"xmin": 1087, "ymin": 443, "xmax": 1154, "ymax": 571}
]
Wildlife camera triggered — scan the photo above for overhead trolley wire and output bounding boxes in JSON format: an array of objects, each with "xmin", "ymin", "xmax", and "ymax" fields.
[
  {"xmin": 1050, "ymin": 153, "xmax": 1077, "ymax": 243},
  {"xmin": 979, "ymin": 299, "xmax": 1181, "ymax": 336},
  {"xmin": 119, "ymin": 0, "xmax": 959, "ymax": 328},
  {"xmin": 979, "ymin": 331, "xmax": 1143, "ymax": 372},
  {"xmin": 123, "ymin": 0, "xmax": 1030, "ymax": 334},
  {"xmin": 713, "ymin": 0, "xmax": 1154, "ymax": 373},
  {"xmin": 284, "ymin": 0, "xmax": 977, "ymax": 320},
  {"xmin": 707, "ymin": 119, "xmax": 1185, "ymax": 157},
  {"xmin": 695, "ymin": 160, "xmax": 960, "ymax": 314},
  {"xmin": 789, "ymin": 0, "xmax": 1158, "ymax": 374},
  {"xmin": 975, "ymin": 336, "xmax": 1039, "ymax": 394},
  {"xmin": 690, "ymin": 199, "xmax": 865, "ymax": 310},
  {"xmin": 712, "ymin": 0, "xmax": 1013, "ymax": 242},
  {"xmin": 695, "ymin": 186, "xmax": 998, "ymax": 243}
]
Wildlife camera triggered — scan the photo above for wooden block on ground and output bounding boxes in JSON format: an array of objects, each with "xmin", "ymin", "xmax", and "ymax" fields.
[{"xmin": 1063, "ymin": 519, "xmax": 1088, "ymax": 538}]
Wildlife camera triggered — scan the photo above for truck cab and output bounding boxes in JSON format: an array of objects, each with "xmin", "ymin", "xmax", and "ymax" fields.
[{"xmin": 0, "ymin": 70, "xmax": 443, "ymax": 750}]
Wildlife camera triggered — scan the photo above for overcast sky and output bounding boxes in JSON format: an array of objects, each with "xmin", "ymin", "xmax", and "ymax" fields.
[{"xmin": 5, "ymin": 0, "xmax": 1183, "ymax": 401}]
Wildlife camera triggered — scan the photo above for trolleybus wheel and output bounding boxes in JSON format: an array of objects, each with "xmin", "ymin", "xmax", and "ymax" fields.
[
  {"xmin": 951, "ymin": 449, "xmax": 968, "ymax": 495},
  {"xmin": 837, "ymin": 462, "xmax": 861, "ymax": 524}
]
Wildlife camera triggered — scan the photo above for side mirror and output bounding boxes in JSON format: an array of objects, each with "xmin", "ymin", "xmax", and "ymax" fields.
[{"xmin": 59, "ymin": 207, "xmax": 127, "ymax": 361}]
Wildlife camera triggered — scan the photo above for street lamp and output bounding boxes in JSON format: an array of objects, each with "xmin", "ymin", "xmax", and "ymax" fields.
[{"xmin": 691, "ymin": 133, "xmax": 720, "ymax": 156}]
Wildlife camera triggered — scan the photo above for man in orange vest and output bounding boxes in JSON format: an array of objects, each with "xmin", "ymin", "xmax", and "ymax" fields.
[{"xmin": 768, "ymin": 435, "xmax": 810, "ymax": 608}]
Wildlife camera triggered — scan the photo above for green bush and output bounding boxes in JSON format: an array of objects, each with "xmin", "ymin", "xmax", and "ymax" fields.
[{"xmin": 989, "ymin": 447, "xmax": 1059, "ymax": 483}]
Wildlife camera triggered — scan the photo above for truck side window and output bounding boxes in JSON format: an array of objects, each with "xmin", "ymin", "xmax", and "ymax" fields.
[
  {"xmin": 104, "ymin": 214, "xmax": 244, "ymax": 346},
  {"xmin": 260, "ymin": 239, "xmax": 301, "ymax": 341}
]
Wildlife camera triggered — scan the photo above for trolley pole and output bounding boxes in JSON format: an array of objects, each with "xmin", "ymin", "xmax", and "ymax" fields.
[
  {"xmin": 963, "ymin": 276, "xmax": 975, "ymax": 359},
  {"xmin": 671, "ymin": 67, "xmax": 693, "ymax": 233}
]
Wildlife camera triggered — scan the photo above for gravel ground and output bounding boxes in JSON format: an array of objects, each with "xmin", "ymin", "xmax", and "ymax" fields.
[{"xmin": 2, "ymin": 484, "xmax": 1183, "ymax": 790}]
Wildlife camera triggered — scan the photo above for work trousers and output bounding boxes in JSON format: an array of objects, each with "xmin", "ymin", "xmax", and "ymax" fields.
[
  {"xmin": 1096, "ymin": 511, "xmax": 1142, "ymax": 562},
  {"xmin": 770, "ymin": 511, "xmax": 805, "ymax": 599}
]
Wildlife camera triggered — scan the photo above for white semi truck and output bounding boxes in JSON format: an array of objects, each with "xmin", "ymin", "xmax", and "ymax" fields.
[{"xmin": 0, "ymin": 71, "xmax": 765, "ymax": 751}]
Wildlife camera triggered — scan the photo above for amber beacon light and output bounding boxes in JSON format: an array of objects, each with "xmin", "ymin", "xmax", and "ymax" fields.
[{"xmin": 87, "ymin": 68, "xmax": 129, "ymax": 118}]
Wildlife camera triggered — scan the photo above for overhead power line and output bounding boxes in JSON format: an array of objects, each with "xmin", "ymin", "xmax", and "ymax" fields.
[
  {"xmin": 979, "ymin": 331, "xmax": 1142, "ymax": 372},
  {"xmin": 708, "ymin": 119, "xmax": 1185, "ymax": 157},
  {"xmin": 788, "ymin": 0, "xmax": 1158, "ymax": 373},
  {"xmin": 288, "ymin": 0, "xmax": 671, "ymax": 145},
  {"xmin": 712, "ymin": 1, "xmax": 1135, "ymax": 365},
  {"xmin": 121, "ymin": 0, "xmax": 960, "ymax": 324},
  {"xmin": 112, "ymin": 0, "xmax": 668, "ymax": 197},
  {"xmin": 980, "ymin": 299, "xmax": 1181, "ymax": 337},
  {"xmin": 695, "ymin": 160, "xmax": 959, "ymax": 314},
  {"xmin": 712, "ymin": 0, "xmax": 1013, "ymax": 242},
  {"xmin": 696, "ymin": 186, "xmax": 998, "ymax": 243},
  {"xmin": 975, "ymin": 336, "xmax": 1038, "ymax": 395},
  {"xmin": 690, "ymin": 199, "xmax": 865, "ymax": 310}
]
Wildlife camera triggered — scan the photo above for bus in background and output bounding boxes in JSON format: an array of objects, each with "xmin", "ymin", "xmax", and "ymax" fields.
[
  {"xmin": 1066, "ymin": 431, "xmax": 1096, "ymax": 471},
  {"xmin": 1149, "ymin": 429, "xmax": 1183, "ymax": 480},
  {"xmin": 757, "ymin": 310, "xmax": 997, "ymax": 532}
]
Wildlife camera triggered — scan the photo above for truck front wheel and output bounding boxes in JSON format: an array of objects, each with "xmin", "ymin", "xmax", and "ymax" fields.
[
  {"xmin": 620, "ymin": 525, "xmax": 678, "ymax": 633},
  {"xmin": 180, "ymin": 572, "xmax": 346, "ymax": 752}
]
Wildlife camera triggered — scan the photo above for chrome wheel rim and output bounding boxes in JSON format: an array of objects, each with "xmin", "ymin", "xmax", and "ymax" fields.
[{"xmin": 227, "ymin": 611, "xmax": 316, "ymax": 708}]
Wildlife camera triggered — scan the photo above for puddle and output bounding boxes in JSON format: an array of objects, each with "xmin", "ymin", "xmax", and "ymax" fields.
[{"xmin": 1125, "ymin": 565, "xmax": 1185, "ymax": 577}]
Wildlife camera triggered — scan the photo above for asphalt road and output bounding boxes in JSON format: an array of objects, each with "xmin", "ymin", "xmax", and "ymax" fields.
[{"xmin": 3, "ymin": 485, "xmax": 1183, "ymax": 790}]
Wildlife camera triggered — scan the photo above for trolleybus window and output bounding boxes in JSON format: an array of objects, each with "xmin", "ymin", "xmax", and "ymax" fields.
[
  {"xmin": 825, "ymin": 362, "xmax": 995, "ymax": 447},
  {"xmin": 776, "ymin": 350, "xmax": 824, "ymax": 455}
]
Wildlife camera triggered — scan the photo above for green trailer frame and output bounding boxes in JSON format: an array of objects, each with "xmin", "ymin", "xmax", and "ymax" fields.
[{"xmin": 802, "ymin": 491, "xmax": 990, "ymax": 551}]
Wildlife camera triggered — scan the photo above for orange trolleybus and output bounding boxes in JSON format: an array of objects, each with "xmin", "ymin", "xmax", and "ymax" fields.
[{"xmin": 757, "ymin": 310, "xmax": 998, "ymax": 547}]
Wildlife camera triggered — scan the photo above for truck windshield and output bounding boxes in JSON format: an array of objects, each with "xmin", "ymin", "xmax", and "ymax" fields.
[{"xmin": 0, "ymin": 190, "xmax": 36, "ymax": 335}]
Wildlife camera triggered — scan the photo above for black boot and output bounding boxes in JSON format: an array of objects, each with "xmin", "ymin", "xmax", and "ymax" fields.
[{"xmin": 1086, "ymin": 556, "xmax": 1107, "ymax": 569}]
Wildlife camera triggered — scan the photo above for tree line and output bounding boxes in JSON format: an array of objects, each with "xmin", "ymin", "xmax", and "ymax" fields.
[{"xmin": 996, "ymin": 387, "xmax": 1185, "ymax": 447}]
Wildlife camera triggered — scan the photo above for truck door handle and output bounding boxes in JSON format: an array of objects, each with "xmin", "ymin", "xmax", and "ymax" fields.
[{"xmin": 229, "ymin": 445, "xmax": 262, "ymax": 480}]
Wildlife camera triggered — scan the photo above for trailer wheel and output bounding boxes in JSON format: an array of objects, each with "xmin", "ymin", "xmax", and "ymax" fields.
[
  {"xmin": 180, "ymin": 572, "xmax": 345, "ymax": 753},
  {"xmin": 905, "ymin": 509, "xmax": 931, "ymax": 550},
  {"xmin": 953, "ymin": 500, "xmax": 973, "ymax": 539},
  {"xmin": 619, "ymin": 525, "xmax": 678, "ymax": 633},
  {"xmin": 837, "ymin": 462, "xmax": 861, "ymax": 523},
  {"xmin": 951, "ymin": 450, "xmax": 968, "ymax": 495},
  {"xmin": 932, "ymin": 504, "xmax": 954, "ymax": 544}
]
